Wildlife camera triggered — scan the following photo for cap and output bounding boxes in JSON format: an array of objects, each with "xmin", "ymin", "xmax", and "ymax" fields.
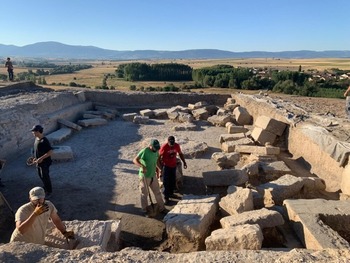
[
  {"xmin": 150, "ymin": 139, "xmax": 160, "ymax": 150},
  {"xmin": 30, "ymin": 125, "xmax": 43, "ymax": 133},
  {"xmin": 29, "ymin": 187, "xmax": 45, "ymax": 200}
]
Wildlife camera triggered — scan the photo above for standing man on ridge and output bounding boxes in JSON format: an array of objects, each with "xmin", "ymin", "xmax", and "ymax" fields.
[{"xmin": 5, "ymin": 57, "xmax": 14, "ymax": 81}]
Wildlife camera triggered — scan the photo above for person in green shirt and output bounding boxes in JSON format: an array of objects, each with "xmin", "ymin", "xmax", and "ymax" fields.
[{"xmin": 133, "ymin": 139, "xmax": 165, "ymax": 216}]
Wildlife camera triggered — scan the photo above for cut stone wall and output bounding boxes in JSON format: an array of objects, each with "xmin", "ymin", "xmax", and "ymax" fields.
[{"xmin": 232, "ymin": 93, "xmax": 345, "ymax": 192}]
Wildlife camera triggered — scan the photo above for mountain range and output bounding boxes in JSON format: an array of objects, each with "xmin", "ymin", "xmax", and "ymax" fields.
[{"xmin": 1, "ymin": 41, "xmax": 350, "ymax": 60}]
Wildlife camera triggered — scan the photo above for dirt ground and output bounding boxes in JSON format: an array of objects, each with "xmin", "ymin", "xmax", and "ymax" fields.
[{"xmin": 0, "ymin": 86, "xmax": 349, "ymax": 252}]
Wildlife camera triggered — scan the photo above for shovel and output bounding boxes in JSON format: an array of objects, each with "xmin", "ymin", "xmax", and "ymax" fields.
[{"xmin": 143, "ymin": 176, "xmax": 159, "ymax": 218}]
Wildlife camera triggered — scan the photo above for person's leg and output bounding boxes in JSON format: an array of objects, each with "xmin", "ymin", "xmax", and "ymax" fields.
[
  {"xmin": 139, "ymin": 177, "xmax": 149, "ymax": 211},
  {"xmin": 168, "ymin": 167, "xmax": 177, "ymax": 197},
  {"xmin": 162, "ymin": 166, "xmax": 171, "ymax": 200},
  {"xmin": 9, "ymin": 70, "xmax": 13, "ymax": 81},
  {"xmin": 149, "ymin": 177, "xmax": 165, "ymax": 211},
  {"xmin": 39, "ymin": 165, "xmax": 53, "ymax": 194}
]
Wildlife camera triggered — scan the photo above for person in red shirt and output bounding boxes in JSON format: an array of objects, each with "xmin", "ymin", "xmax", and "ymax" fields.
[{"xmin": 159, "ymin": 136, "xmax": 187, "ymax": 205}]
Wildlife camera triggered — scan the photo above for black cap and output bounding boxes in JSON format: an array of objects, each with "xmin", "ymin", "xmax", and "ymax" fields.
[{"xmin": 30, "ymin": 125, "xmax": 43, "ymax": 133}]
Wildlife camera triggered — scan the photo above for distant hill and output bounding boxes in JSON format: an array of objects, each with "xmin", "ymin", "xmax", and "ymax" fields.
[{"xmin": 0, "ymin": 41, "xmax": 350, "ymax": 60}]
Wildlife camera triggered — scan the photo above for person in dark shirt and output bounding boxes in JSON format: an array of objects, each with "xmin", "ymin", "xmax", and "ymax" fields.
[
  {"xmin": 30, "ymin": 125, "xmax": 53, "ymax": 197},
  {"xmin": 5, "ymin": 57, "xmax": 14, "ymax": 81}
]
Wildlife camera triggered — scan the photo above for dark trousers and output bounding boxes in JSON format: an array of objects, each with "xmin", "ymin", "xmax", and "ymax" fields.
[
  {"xmin": 8, "ymin": 70, "xmax": 13, "ymax": 81},
  {"xmin": 37, "ymin": 165, "xmax": 52, "ymax": 193},
  {"xmin": 163, "ymin": 166, "xmax": 176, "ymax": 199}
]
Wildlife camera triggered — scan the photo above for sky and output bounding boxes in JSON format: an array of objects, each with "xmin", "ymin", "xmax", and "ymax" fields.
[{"xmin": 2, "ymin": 0, "xmax": 349, "ymax": 52}]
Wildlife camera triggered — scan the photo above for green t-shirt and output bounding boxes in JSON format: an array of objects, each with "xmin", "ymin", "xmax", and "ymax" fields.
[{"xmin": 137, "ymin": 147, "xmax": 159, "ymax": 178}]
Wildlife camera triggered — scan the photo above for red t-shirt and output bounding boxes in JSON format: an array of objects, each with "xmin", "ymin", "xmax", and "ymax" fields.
[{"xmin": 159, "ymin": 143, "xmax": 181, "ymax": 168}]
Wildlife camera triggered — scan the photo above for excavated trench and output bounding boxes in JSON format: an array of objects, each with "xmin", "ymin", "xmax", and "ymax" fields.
[{"xmin": 0, "ymin": 83, "xmax": 349, "ymax": 255}]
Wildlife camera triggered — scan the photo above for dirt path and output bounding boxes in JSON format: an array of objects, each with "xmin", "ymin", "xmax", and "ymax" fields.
[{"xmin": 0, "ymin": 117, "xmax": 223, "ymax": 250}]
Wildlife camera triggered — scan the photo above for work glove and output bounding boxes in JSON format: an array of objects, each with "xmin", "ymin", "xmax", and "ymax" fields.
[
  {"xmin": 33, "ymin": 203, "xmax": 49, "ymax": 216},
  {"xmin": 62, "ymin": 230, "xmax": 75, "ymax": 240}
]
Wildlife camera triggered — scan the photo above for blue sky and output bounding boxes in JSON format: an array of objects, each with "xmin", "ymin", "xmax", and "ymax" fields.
[{"xmin": 2, "ymin": 0, "xmax": 349, "ymax": 52}]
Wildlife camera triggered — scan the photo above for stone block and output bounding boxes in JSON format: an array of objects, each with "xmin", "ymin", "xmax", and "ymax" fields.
[
  {"xmin": 205, "ymin": 224, "xmax": 263, "ymax": 251},
  {"xmin": 163, "ymin": 194, "xmax": 219, "ymax": 252},
  {"xmin": 251, "ymin": 127, "xmax": 277, "ymax": 145},
  {"xmin": 45, "ymin": 219, "xmax": 121, "ymax": 251},
  {"xmin": 207, "ymin": 114, "xmax": 232, "ymax": 127},
  {"xmin": 46, "ymin": 128, "xmax": 73, "ymax": 145},
  {"xmin": 255, "ymin": 115, "xmax": 287, "ymax": 136},
  {"xmin": 211, "ymin": 152, "xmax": 240, "ymax": 169},
  {"xmin": 233, "ymin": 106, "xmax": 252, "ymax": 125},
  {"xmin": 58, "ymin": 119, "xmax": 82, "ymax": 131},
  {"xmin": 221, "ymin": 138, "xmax": 255, "ymax": 153},
  {"xmin": 202, "ymin": 169, "xmax": 248, "ymax": 187},
  {"xmin": 122, "ymin": 113, "xmax": 138, "ymax": 122},
  {"xmin": 234, "ymin": 145, "xmax": 280, "ymax": 155},
  {"xmin": 219, "ymin": 186, "xmax": 254, "ymax": 216},
  {"xmin": 220, "ymin": 208, "xmax": 284, "ymax": 229},
  {"xmin": 140, "ymin": 109, "xmax": 155, "ymax": 118},
  {"xmin": 219, "ymin": 133, "xmax": 246, "ymax": 143},
  {"xmin": 133, "ymin": 115, "xmax": 150, "ymax": 124},
  {"xmin": 51, "ymin": 146, "xmax": 74, "ymax": 162},
  {"xmin": 77, "ymin": 118, "xmax": 108, "ymax": 127},
  {"xmin": 227, "ymin": 125, "xmax": 249, "ymax": 134},
  {"xmin": 192, "ymin": 108, "xmax": 209, "ymax": 120}
]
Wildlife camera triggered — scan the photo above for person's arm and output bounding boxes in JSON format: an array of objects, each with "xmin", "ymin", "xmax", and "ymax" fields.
[
  {"xmin": 178, "ymin": 152, "xmax": 187, "ymax": 169},
  {"xmin": 16, "ymin": 204, "xmax": 49, "ymax": 234},
  {"xmin": 133, "ymin": 155, "xmax": 146, "ymax": 174},
  {"xmin": 344, "ymin": 86, "xmax": 350, "ymax": 97},
  {"xmin": 36, "ymin": 149, "xmax": 53, "ymax": 164},
  {"xmin": 51, "ymin": 210, "xmax": 75, "ymax": 239}
]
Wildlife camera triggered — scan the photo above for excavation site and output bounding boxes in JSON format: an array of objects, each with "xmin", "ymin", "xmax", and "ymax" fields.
[{"xmin": 0, "ymin": 82, "xmax": 350, "ymax": 262}]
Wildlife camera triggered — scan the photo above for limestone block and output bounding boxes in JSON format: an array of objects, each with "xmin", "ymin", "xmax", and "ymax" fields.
[
  {"xmin": 220, "ymin": 208, "xmax": 284, "ymax": 229},
  {"xmin": 205, "ymin": 224, "xmax": 263, "ymax": 251},
  {"xmin": 225, "ymin": 122, "xmax": 234, "ymax": 128},
  {"xmin": 234, "ymin": 145, "xmax": 280, "ymax": 155},
  {"xmin": 51, "ymin": 146, "xmax": 74, "ymax": 162},
  {"xmin": 188, "ymin": 101, "xmax": 208, "ymax": 110},
  {"xmin": 302, "ymin": 177, "xmax": 326, "ymax": 192},
  {"xmin": 254, "ymin": 115, "xmax": 287, "ymax": 136},
  {"xmin": 122, "ymin": 113, "xmax": 138, "ymax": 122},
  {"xmin": 180, "ymin": 140, "xmax": 208, "ymax": 158},
  {"xmin": 224, "ymin": 103, "xmax": 239, "ymax": 111},
  {"xmin": 202, "ymin": 169, "xmax": 248, "ymax": 187},
  {"xmin": 219, "ymin": 133, "xmax": 246, "ymax": 143},
  {"xmin": 251, "ymin": 127, "xmax": 277, "ymax": 145},
  {"xmin": 133, "ymin": 115, "xmax": 150, "ymax": 124},
  {"xmin": 153, "ymin": 108, "xmax": 168, "ymax": 119},
  {"xmin": 173, "ymin": 123, "xmax": 197, "ymax": 131},
  {"xmin": 207, "ymin": 114, "xmax": 232, "ymax": 127},
  {"xmin": 221, "ymin": 138, "xmax": 255, "ymax": 153},
  {"xmin": 227, "ymin": 125, "xmax": 249, "ymax": 134},
  {"xmin": 163, "ymin": 194, "xmax": 219, "ymax": 252},
  {"xmin": 226, "ymin": 98, "xmax": 236, "ymax": 104},
  {"xmin": 83, "ymin": 113, "xmax": 104, "ymax": 119},
  {"xmin": 140, "ymin": 109, "xmax": 155, "ymax": 118},
  {"xmin": 45, "ymin": 219, "xmax": 121, "ymax": 251},
  {"xmin": 211, "ymin": 152, "xmax": 240, "ymax": 169},
  {"xmin": 283, "ymin": 199, "xmax": 350, "ymax": 249},
  {"xmin": 46, "ymin": 128, "xmax": 73, "ymax": 145},
  {"xmin": 94, "ymin": 106, "xmax": 119, "ymax": 116},
  {"xmin": 260, "ymin": 161, "xmax": 292, "ymax": 180},
  {"xmin": 219, "ymin": 186, "xmax": 254, "ymax": 216},
  {"xmin": 58, "ymin": 119, "xmax": 82, "ymax": 131},
  {"xmin": 341, "ymin": 164, "xmax": 350, "ymax": 195},
  {"xmin": 179, "ymin": 112, "xmax": 194, "ymax": 123},
  {"xmin": 77, "ymin": 118, "xmax": 108, "ymax": 127},
  {"xmin": 256, "ymin": 174, "xmax": 304, "ymax": 205},
  {"xmin": 241, "ymin": 161, "xmax": 260, "ymax": 176},
  {"xmin": 192, "ymin": 108, "xmax": 209, "ymax": 120},
  {"xmin": 216, "ymin": 108, "xmax": 229, "ymax": 116},
  {"xmin": 233, "ymin": 106, "xmax": 252, "ymax": 125},
  {"xmin": 204, "ymin": 105, "xmax": 218, "ymax": 116}
]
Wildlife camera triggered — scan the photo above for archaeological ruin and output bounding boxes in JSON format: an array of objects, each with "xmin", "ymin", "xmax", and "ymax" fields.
[{"xmin": 0, "ymin": 82, "xmax": 350, "ymax": 262}]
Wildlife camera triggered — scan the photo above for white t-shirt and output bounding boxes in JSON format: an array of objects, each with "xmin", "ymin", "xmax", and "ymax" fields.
[{"xmin": 10, "ymin": 201, "xmax": 57, "ymax": 244}]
